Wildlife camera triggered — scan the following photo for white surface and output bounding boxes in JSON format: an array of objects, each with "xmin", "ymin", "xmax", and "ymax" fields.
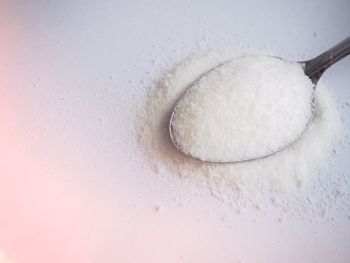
[{"xmin": 0, "ymin": 1, "xmax": 349, "ymax": 263}]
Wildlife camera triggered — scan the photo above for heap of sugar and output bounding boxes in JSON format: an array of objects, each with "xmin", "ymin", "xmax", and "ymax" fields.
[
  {"xmin": 170, "ymin": 55, "xmax": 315, "ymax": 162},
  {"xmin": 138, "ymin": 49, "xmax": 347, "ymax": 217}
]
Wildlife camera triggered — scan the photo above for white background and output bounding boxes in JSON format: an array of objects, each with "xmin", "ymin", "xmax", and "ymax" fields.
[{"xmin": 0, "ymin": 0, "xmax": 349, "ymax": 262}]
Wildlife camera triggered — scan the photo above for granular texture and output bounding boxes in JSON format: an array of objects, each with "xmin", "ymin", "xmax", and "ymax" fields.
[
  {"xmin": 170, "ymin": 55, "xmax": 314, "ymax": 162},
  {"xmin": 138, "ymin": 50, "xmax": 347, "ymax": 217}
]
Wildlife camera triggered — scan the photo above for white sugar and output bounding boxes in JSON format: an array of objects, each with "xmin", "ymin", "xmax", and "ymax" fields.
[
  {"xmin": 171, "ymin": 55, "xmax": 315, "ymax": 162},
  {"xmin": 138, "ymin": 49, "xmax": 347, "ymax": 217}
]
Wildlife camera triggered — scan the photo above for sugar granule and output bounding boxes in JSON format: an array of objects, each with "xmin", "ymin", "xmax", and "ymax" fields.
[
  {"xmin": 171, "ymin": 55, "xmax": 314, "ymax": 162},
  {"xmin": 138, "ymin": 49, "xmax": 347, "ymax": 217}
]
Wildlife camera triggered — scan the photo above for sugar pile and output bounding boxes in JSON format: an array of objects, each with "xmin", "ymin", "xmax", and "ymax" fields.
[
  {"xmin": 170, "ymin": 55, "xmax": 315, "ymax": 162},
  {"xmin": 138, "ymin": 49, "xmax": 349, "ymax": 217}
]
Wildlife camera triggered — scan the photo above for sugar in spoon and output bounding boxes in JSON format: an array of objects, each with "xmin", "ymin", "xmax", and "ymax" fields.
[{"xmin": 169, "ymin": 37, "xmax": 350, "ymax": 163}]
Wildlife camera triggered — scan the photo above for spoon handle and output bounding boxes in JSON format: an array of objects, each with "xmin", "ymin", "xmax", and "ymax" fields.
[{"xmin": 304, "ymin": 37, "xmax": 350, "ymax": 83}]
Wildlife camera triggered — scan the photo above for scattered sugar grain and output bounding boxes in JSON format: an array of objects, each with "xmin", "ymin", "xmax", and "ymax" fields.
[{"xmin": 138, "ymin": 49, "xmax": 348, "ymax": 218}]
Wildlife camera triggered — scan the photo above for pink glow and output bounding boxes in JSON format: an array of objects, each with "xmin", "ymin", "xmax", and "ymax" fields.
[
  {"xmin": 0, "ymin": 9, "xmax": 225, "ymax": 262},
  {"xmin": 0, "ymin": 84, "xmax": 232, "ymax": 262},
  {"xmin": 0, "ymin": 8, "xmax": 106, "ymax": 262},
  {"xmin": 0, "ymin": 69, "xmax": 228, "ymax": 262},
  {"xmin": 0, "ymin": 69, "xmax": 102, "ymax": 261}
]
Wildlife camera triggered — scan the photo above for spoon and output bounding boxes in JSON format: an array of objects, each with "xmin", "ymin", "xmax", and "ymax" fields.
[{"xmin": 169, "ymin": 37, "xmax": 350, "ymax": 163}]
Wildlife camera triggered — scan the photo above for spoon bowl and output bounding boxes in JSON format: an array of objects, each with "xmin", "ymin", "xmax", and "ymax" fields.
[{"xmin": 169, "ymin": 37, "xmax": 350, "ymax": 163}]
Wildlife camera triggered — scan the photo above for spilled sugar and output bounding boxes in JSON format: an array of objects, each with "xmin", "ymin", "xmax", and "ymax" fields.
[
  {"xmin": 170, "ymin": 55, "xmax": 315, "ymax": 162},
  {"xmin": 138, "ymin": 49, "xmax": 349, "ymax": 218}
]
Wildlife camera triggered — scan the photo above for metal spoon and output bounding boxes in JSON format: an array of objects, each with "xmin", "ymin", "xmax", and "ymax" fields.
[{"xmin": 169, "ymin": 37, "xmax": 350, "ymax": 163}]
